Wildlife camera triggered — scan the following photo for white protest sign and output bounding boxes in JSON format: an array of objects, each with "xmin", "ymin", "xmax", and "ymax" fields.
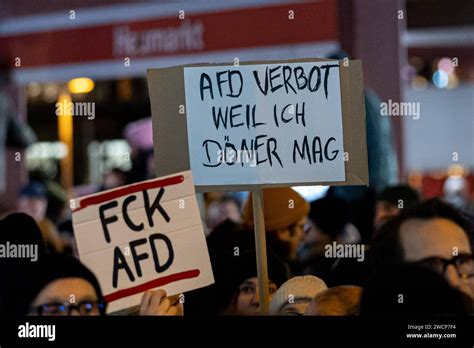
[
  {"xmin": 183, "ymin": 62, "xmax": 345, "ymax": 186},
  {"xmin": 72, "ymin": 171, "xmax": 214, "ymax": 313}
]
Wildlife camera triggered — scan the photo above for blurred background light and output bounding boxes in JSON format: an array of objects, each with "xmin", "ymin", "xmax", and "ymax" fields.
[
  {"xmin": 26, "ymin": 141, "xmax": 68, "ymax": 160},
  {"xmin": 432, "ymin": 69, "xmax": 449, "ymax": 88},
  {"xmin": 292, "ymin": 185, "xmax": 329, "ymax": 202},
  {"xmin": 42, "ymin": 83, "xmax": 59, "ymax": 102},
  {"xmin": 408, "ymin": 56, "xmax": 425, "ymax": 72},
  {"xmin": 411, "ymin": 75, "xmax": 428, "ymax": 90},
  {"xmin": 438, "ymin": 57, "xmax": 455, "ymax": 74},
  {"xmin": 402, "ymin": 64, "xmax": 417, "ymax": 84},
  {"xmin": 68, "ymin": 77, "xmax": 95, "ymax": 94},
  {"xmin": 447, "ymin": 164, "xmax": 465, "ymax": 177},
  {"xmin": 27, "ymin": 82, "xmax": 42, "ymax": 99},
  {"xmin": 446, "ymin": 73, "xmax": 459, "ymax": 89},
  {"xmin": 407, "ymin": 171, "xmax": 423, "ymax": 189}
]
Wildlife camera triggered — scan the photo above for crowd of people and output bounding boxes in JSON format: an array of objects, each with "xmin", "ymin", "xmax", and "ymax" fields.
[
  {"xmin": 1, "ymin": 114, "xmax": 474, "ymax": 317},
  {"xmin": 1, "ymin": 163, "xmax": 473, "ymax": 317},
  {"xmin": 190, "ymin": 186, "xmax": 474, "ymax": 316}
]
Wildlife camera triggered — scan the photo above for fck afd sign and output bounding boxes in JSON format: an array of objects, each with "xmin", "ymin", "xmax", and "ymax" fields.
[{"xmin": 72, "ymin": 171, "xmax": 214, "ymax": 313}]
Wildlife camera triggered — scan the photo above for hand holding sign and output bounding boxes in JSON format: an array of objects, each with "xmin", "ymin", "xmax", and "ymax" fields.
[
  {"xmin": 147, "ymin": 58, "xmax": 368, "ymax": 314},
  {"xmin": 139, "ymin": 290, "xmax": 184, "ymax": 316},
  {"xmin": 72, "ymin": 171, "xmax": 213, "ymax": 313}
]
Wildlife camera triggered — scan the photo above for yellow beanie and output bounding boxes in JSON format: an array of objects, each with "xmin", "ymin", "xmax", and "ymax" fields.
[{"xmin": 242, "ymin": 187, "xmax": 310, "ymax": 231}]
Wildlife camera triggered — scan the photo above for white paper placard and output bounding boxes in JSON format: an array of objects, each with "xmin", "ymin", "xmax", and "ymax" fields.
[
  {"xmin": 183, "ymin": 61, "xmax": 345, "ymax": 186},
  {"xmin": 72, "ymin": 170, "xmax": 214, "ymax": 313}
]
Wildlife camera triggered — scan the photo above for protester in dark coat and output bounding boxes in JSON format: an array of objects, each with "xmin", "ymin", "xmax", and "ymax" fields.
[{"xmin": 360, "ymin": 265, "xmax": 472, "ymax": 315}]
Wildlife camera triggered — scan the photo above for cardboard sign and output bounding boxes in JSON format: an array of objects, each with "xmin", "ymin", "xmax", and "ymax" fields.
[
  {"xmin": 183, "ymin": 62, "xmax": 345, "ymax": 186},
  {"xmin": 72, "ymin": 171, "xmax": 214, "ymax": 313},
  {"xmin": 148, "ymin": 59, "xmax": 368, "ymax": 191}
]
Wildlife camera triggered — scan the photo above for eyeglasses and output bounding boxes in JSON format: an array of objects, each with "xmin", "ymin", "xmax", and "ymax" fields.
[
  {"xmin": 414, "ymin": 254, "xmax": 474, "ymax": 280},
  {"xmin": 32, "ymin": 300, "xmax": 107, "ymax": 316}
]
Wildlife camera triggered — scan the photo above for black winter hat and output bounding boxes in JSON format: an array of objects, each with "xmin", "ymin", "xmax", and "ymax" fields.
[
  {"xmin": 0, "ymin": 213, "xmax": 47, "ymax": 316},
  {"xmin": 35, "ymin": 252, "xmax": 104, "ymax": 303}
]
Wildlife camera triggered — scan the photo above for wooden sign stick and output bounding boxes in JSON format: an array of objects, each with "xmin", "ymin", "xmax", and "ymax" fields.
[{"xmin": 252, "ymin": 188, "xmax": 270, "ymax": 315}]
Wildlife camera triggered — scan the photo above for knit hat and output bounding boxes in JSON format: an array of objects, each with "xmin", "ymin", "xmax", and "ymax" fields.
[
  {"xmin": 21, "ymin": 253, "xmax": 105, "ymax": 315},
  {"xmin": 242, "ymin": 188, "xmax": 310, "ymax": 231},
  {"xmin": 269, "ymin": 275, "xmax": 327, "ymax": 315},
  {"xmin": 0, "ymin": 213, "xmax": 47, "ymax": 317},
  {"xmin": 37, "ymin": 253, "xmax": 104, "ymax": 299}
]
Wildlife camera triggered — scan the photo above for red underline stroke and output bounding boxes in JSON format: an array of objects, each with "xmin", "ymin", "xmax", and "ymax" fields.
[{"xmin": 104, "ymin": 269, "xmax": 200, "ymax": 303}]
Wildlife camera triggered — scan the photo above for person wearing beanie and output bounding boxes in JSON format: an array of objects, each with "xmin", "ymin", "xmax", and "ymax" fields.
[
  {"xmin": 242, "ymin": 188, "xmax": 310, "ymax": 273},
  {"xmin": 0, "ymin": 213, "xmax": 47, "ymax": 317},
  {"xmin": 17, "ymin": 181, "xmax": 64, "ymax": 253},
  {"xmin": 26, "ymin": 252, "xmax": 107, "ymax": 316},
  {"xmin": 223, "ymin": 248, "xmax": 289, "ymax": 315},
  {"xmin": 269, "ymin": 275, "xmax": 327, "ymax": 316},
  {"xmin": 25, "ymin": 252, "xmax": 183, "ymax": 316}
]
